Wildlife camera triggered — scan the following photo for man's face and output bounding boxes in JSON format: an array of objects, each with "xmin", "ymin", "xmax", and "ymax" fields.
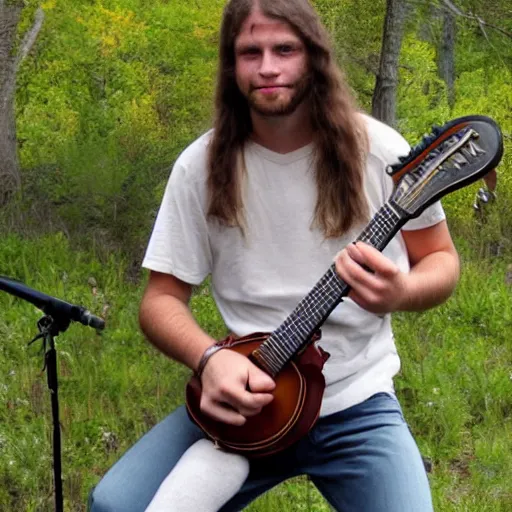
[{"xmin": 234, "ymin": 10, "xmax": 310, "ymax": 117}]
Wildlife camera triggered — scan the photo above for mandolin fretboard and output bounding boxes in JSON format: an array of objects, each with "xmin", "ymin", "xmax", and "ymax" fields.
[{"xmin": 251, "ymin": 202, "xmax": 404, "ymax": 376}]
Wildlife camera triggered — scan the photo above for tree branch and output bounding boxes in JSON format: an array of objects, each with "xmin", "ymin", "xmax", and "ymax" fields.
[
  {"xmin": 440, "ymin": 0, "xmax": 512, "ymax": 40},
  {"xmin": 14, "ymin": 7, "xmax": 44, "ymax": 72}
]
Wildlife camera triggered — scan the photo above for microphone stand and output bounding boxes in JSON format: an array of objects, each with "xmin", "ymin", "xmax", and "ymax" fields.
[
  {"xmin": 0, "ymin": 275, "xmax": 105, "ymax": 512},
  {"xmin": 28, "ymin": 314, "xmax": 70, "ymax": 512}
]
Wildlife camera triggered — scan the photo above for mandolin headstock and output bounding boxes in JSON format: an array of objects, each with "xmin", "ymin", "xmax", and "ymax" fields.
[{"xmin": 388, "ymin": 116, "xmax": 503, "ymax": 219}]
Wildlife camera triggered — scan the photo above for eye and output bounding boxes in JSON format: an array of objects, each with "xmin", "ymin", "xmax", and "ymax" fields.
[
  {"xmin": 239, "ymin": 46, "xmax": 260, "ymax": 58},
  {"xmin": 277, "ymin": 44, "xmax": 294, "ymax": 55}
]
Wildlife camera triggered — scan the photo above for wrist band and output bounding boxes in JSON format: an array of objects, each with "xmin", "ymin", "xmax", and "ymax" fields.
[{"xmin": 196, "ymin": 345, "xmax": 224, "ymax": 378}]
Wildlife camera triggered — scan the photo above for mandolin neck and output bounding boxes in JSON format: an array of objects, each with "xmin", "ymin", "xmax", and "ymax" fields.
[{"xmin": 250, "ymin": 201, "xmax": 406, "ymax": 377}]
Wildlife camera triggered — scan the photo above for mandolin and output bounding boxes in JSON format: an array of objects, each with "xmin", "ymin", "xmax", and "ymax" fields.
[{"xmin": 186, "ymin": 115, "xmax": 503, "ymax": 458}]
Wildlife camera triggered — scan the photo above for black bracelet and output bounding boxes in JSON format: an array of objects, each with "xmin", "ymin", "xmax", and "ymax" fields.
[{"xmin": 196, "ymin": 345, "xmax": 224, "ymax": 378}]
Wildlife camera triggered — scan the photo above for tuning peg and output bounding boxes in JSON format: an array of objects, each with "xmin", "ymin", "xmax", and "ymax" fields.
[{"xmin": 452, "ymin": 153, "xmax": 469, "ymax": 166}]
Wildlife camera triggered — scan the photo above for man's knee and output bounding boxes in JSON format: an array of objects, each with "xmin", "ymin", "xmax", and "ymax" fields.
[
  {"xmin": 88, "ymin": 480, "xmax": 131, "ymax": 512},
  {"xmin": 88, "ymin": 483, "xmax": 112, "ymax": 512}
]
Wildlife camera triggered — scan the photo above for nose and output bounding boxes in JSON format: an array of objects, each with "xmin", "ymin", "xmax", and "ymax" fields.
[{"xmin": 259, "ymin": 50, "xmax": 279, "ymax": 78}]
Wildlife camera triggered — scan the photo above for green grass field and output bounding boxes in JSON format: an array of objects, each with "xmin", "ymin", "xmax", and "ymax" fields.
[{"xmin": 1, "ymin": 229, "xmax": 511, "ymax": 511}]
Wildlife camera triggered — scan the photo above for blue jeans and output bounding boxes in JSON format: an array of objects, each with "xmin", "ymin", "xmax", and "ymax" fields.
[{"xmin": 89, "ymin": 393, "xmax": 433, "ymax": 511}]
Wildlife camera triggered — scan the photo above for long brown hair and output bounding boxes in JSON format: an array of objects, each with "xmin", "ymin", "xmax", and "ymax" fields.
[{"xmin": 207, "ymin": 0, "xmax": 368, "ymax": 237}]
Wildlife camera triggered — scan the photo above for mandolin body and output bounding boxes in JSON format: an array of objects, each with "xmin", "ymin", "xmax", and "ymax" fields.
[{"xmin": 185, "ymin": 332, "xmax": 329, "ymax": 458}]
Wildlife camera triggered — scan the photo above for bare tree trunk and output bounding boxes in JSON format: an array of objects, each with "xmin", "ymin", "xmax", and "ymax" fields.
[
  {"xmin": 438, "ymin": 7, "xmax": 456, "ymax": 110},
  {"xmin": 0, "ymin": 1, "xmax": 22, "ymax": 205},
  {"xmin": 0, "ymin": 2, "xmax": 44, "ymax": 206},
  {"xmin": 371, "ymin": 0, "xmax": 407, "ymax": 128}
]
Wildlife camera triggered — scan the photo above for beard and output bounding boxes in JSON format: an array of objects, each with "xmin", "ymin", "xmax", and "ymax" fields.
[{"xmin": 246, "ymin": 73, "xmax": 311, "ymax": 117}]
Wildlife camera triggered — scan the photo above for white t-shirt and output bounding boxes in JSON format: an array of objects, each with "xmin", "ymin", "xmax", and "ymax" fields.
[{"xmin": 143, "ymin": 114, "xmax": 446, "ymax": 417}]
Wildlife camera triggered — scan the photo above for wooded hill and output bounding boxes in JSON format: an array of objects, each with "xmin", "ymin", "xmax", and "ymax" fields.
[
  {"xmin": 1, "ymin": 0, "xmax": 510, "ymax": 259},
  {"xmin": 0, "ymin": 1, "xmax": 511, "ymax": 510}
]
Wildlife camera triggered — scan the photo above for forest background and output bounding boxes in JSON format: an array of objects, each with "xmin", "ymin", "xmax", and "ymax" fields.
[{"xmin": 0, "ymin": 0, "xmax": 511, "ymax": 510}]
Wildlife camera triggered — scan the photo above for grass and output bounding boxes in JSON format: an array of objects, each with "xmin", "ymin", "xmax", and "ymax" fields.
[{"xmin": 1, "ymin": 230, "xmax": 511, "ymax": 511}]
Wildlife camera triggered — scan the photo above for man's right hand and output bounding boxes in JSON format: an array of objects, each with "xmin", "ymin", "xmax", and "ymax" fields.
[{"xmin": 199, "ymin": 348, "xmax": 276, "ymax": 426}]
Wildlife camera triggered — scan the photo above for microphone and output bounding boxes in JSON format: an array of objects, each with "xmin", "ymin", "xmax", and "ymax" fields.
[{"xmin": 0, "ymin": 275, "xmax": 105, "ymax": 331}]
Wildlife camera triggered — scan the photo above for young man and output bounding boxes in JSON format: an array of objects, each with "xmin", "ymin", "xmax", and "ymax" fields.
[{"xmin": 89, "ymin": 0, "xmax": 460, "ymax": 510}]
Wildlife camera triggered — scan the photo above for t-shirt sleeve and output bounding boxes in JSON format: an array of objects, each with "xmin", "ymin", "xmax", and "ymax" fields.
[{"xmin": 142, "ymin": 158, "xmax": 212, "ymax": 285}]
